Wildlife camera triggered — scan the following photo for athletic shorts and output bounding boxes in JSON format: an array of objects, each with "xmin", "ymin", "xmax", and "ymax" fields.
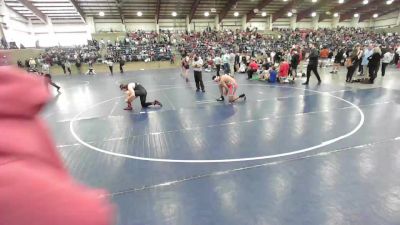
[{"xmin": 227, "ymin": 83, "xmax": 238, "ymax": 96}]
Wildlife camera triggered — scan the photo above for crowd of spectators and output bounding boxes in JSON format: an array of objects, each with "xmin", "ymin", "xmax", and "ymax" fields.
[
  {"xmin": 178, "ymin": 27, "xmax": 399, "ymax": 84},
  {"xmin": 14, "ymin": 27, "xmax": 400, "ymax": 81}
]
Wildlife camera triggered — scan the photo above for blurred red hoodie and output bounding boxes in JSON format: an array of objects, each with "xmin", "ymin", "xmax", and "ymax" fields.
[{"xmin": 0, "ymin": 66, "xmax": 114, "ymax": 225}]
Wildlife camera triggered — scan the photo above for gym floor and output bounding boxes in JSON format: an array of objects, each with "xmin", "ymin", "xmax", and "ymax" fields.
[{"xmin": 42, "ymin": 65, "xmax": 400, "ymax": 225}]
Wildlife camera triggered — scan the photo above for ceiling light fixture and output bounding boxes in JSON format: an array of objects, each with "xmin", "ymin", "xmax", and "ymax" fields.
[
  {"xmin": 311, "ymin": 12, "xmax": 317, "ymax": 17},
  {"xmin": 261, "ymin": 12, "xmax": 267, "ymax": 17},
  {"xmin": 137, "ymin": 11, "xmax": 143, "ymax": 17},
  {"xmin": 204, "ymin": 12, "xmax": 210, "ymax": 17},
  {"xmin": 333, "ymin": 13, "xmax": 339, "ymax": 17},
  {"xmin": 354, "ymin": 13, "xmax": 359, "ymax": 18},
  {"xmin": 172, "ymin": 11, "xmax": 177, "ymax": 17},
  {"xmin": 99, "ymin": 11, "xmax": 105, "ymax": 17},
  {"xmin": 234, "ymin": 12, "xmax": 239, "ymax": 17},
  {"xmin": 373, "ymin": 13, "xmax": 378, "ymax": 18},
  {"xmin": 288, "ymin": 12, "xmax": 293, "ymax": 17},
  {"xmin": 339, "ymin": 0, "xmax": 344, "ymax": 3},
  {"xmin": 363, "ymin": 0, "xmax": 368, "ymax": 4}
]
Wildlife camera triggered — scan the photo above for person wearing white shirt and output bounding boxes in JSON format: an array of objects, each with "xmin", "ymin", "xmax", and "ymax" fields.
[
  {"xmin": 192, "ymin": 56, "xmax": 205, "ymax": 92},
  {"xmin": 222, "ymin": 52, "xmax": 230, "ymax": 74},
  {"xmin": 214, "ymin": 55, "xmax": 222, "ymax": 77},
  {"xmin": 106, "ymin": 60, "xmax": 113, "ymax": 75},
  {"xmin": 381, "ymin": 50, "xmax": 394, "ymax": 77},
  {"xmin": 41, "ymin": 63, "xmax": 50, "ymax": 74}
]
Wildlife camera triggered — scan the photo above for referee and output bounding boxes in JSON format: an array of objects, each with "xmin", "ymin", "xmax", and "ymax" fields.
[{"xmin": 192, "ymin": 56, "xmax": 205, "ymax": 92}]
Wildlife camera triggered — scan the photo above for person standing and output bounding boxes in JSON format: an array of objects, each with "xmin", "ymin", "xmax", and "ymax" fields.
[
  {"xmin": 345, "ymin": 48, "xmax": 359, "ymax": 83},
  {"xmin": 290, "ymin": 50, "xmax": 300, "ymax": 80},
  {"xmin": 360, "ymin": 44, "xmax": 373, "ymax": 76},
  {"xmin": 181, "ymin": 56, "xmax": 190, "ymax": 82},
  {"xmin": 59, "ymin": 60, "xmax": 66, "ymax": 74},
  {"xmin": 303, "ymin": 43, "xmax": 321, "ymax": 85},
  {"xmin": 41, "ymin": 62, "xmax": 50, "ymax": 75},
  {"xmin": 331, "ymin": 48, "xmax": 344, "ymax": 74},
  {"xmin": 119, "ymin": 56, "xmax": 125, "ymax": 74},
  {"xmin": 214, "ymin": 54, "xmax": 222, "ymax": 77},
  {"xmin": 192, "ymin": 56, "xmax": 205, "ymax": 92},
  {"xmin": 234, "ymin": 53, "xmax": 240, "ymax": 72},
  {"xmin": 107, "ymin": 59, "xmax": 113, "ymax": 75},
  {"xmin": 367, "ymin": 47, "xmax": 381, "ymax": 84},
  {"xmin": 65, "ymin": 60, "xmax": 72, "ymax": 75},
  {"xmin": 75, "ymin": 58, "xmax": 82, "ymax": 75},
  {"xmin": 319, "ymin": 46, "xmax": 329, "ymax": 68},
  {"xmin": 381, "ymin": 49, "xmax": 394, "ymax": 77},
  {"xmin": 229, "ymin": 51, "xmax": 235, "ymax": 76},
  {"xmin": 222, "ymin": 52, "xmax": 230, "ymax": 74}
]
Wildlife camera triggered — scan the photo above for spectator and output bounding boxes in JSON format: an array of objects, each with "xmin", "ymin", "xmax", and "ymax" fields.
[
  {"xmin": 290, "ymin": 51, "xmax": 300, "ymax": 80},
  {"xmin": 247, "ymin": 59, "xmax": 258, "ymax": 80},
  {"xmin": 361, "ymin": 44, "xmax": 373, "ymax": 76},
  {"xmin": 381, "ymin": 49, "xmax": 394, "ymax": 77},
  {"xmin": 367, "ymin": 47, "xmax": 381, "ymax": 84},
  {"xmin": 65, "ymin": 60, "xmax": 72, "ymax": 75},
  {"xmin": 106, "ymin": 59, "xmax": 114, "ymax": 75},
  {"xmin": 214, "ymin": 54, "xmax": 222, "ymax": 77}
]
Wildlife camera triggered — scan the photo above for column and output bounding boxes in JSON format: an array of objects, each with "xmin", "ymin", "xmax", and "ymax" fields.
[
  {"xmin": 85, "ymin": 16, "xmax": 95, "ymax": 40},
  {"xmin": 185, "ymin": 15, "xmax": 190, "ymax": 32},
  {"xmin": 46, "ymin": 17, "xmax": 57, "ymax": 46},
  {"xmin": 312, "ymin": 14, "xmax": 319, "ymax": 29},
  {"xmin": 241, "ymin": 14, "xmax": 247, "ymax": 30},
  {"xmin": 215, "ymin": 14, "xmax": 220, "ymax": 31},
  {"xmin": 351, "ymin": 16, "xmax": 360, "ymax": 28},
  {"xmin": 368, "ymin": 18, "xmax": 375, "ymax": 28},
  {"xmin": 27, "ymin": 18, "xmax": 36, "ymax": 47},
  {"xmin": 154, "ymin": 16, "xmax": 160, "ymax": 33},
  {"xmin": 332, "ymin": 15, "xmax": 339, "ymax": 28},
  {"xmin": 266, "ymin": 15, "xmax": 272, "ymax": 30},
  {"xmin": 396, "ymin": 9, "xmax": 400, "ymax": 26},
  {"xmin": 0, "ymin": 0, "xmax": 9, "ymax": 37},
  {"xmin": 290, "ymin": 15, "xmax": 297, "ymax": 29}
]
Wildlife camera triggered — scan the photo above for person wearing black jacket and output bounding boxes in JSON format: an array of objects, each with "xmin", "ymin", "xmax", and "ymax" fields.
[
  {"xmin": 119, "ymin": 56, "xmax": 125, "ymax": 74},
  {"xmin": 303, "ymin": 43, "xmax": 321, "ymax": 85},
  {"xmin": 290, "ymin": 51, "xmax": 300, "ymax": 80},
  {"xmin": 331, "ymin": 48, "xmax": 344, "ymax": 74},
  {"xmin": 367, "ymin": 47, "xmax": 381, "ymax": 84},
  {"xmin": 75, "ymin": 58, "xmax": 82, "ymax": 75},
  {"xmin": 234, "ymin": 53, "xmax": 240, "ymax": 72}
]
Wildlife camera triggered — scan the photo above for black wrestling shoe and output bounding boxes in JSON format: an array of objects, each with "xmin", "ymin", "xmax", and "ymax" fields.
[
  {"xmin": 202, "ymin": 89, "xmax": 205, "ymax": 92},
  {"xmin": 216, "ymin": 96, "xmax": 224, "ymax": 101},
  {"xmin": 239, "ymin": 94, "xmax": 246, "ymax": 101},
  {"xmin": 302, "ymin": 82, "xmax": 309, "ymax": 85},
  {"xmin": 154, "ymin": 100, "xmax": 163, "ymax": 107}
]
